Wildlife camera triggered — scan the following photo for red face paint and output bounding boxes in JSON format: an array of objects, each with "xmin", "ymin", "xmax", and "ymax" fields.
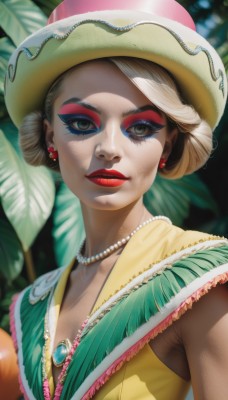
[
  {"xmin": 122, "ymin": 109, "xmax": 166, "ymax": 140},
  {"xmin": 59, "ymin": 103, "xmax": 101, "ymax": 128},
  {"xmin": 122, "ymin": 109, "xmax": 165, "ymax": 130}
]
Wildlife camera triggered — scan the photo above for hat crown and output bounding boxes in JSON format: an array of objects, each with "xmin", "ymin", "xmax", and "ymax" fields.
[{"xmin": 48, "ymin": 0, "xmax": 196, "ymax": 30}]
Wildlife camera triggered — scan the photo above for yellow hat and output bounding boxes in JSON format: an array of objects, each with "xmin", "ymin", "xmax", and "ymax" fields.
[{"xmin": 4, "ymin": 0, "xmax": 227, "ymax": 129}]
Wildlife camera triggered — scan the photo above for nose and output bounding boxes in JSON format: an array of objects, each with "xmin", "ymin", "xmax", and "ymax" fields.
[{"xmin": 95, "ymin": 121, "xmax": 123, "ymax": 162}]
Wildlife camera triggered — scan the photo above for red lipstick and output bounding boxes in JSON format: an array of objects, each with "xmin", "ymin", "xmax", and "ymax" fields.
[{"xmin": 86, "ymin": 169, "xmax": 129, "ymax": 187}]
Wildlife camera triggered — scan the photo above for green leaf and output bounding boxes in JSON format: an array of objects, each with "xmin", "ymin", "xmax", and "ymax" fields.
[
  {"xmin": 0, "ymin": 314, "xmax": 10, "ymax": 332},
  {"xmin": 0, "ymin": 274, "xmax": 28, "ymax": 331},
  {"xmin": 0, "ymin": 218, "xmax": 24, "ymax": 280},
  {"xmin": 0, "ymin": 37, "xmax": 15, "ymax": 96},
  {"xmin": 144, "ymin": 173, "xmax": 218, "ymax": 226},
  {"xmin": 0, "ymin": 121, "xmax": 55, "ymax": 250},
  {"xmin": 173, "ymin": 174, "xmax": 218, "ymax": 211},
  {"xmin": 34, "ymin": 0, "xmax": 61, "ymax": 16},
  {"xmin": 53, "ymin": 182, "xmax": 85, "ymax": 267},
  {"xmin": 0, "ymin": 98, "xmax": 8, "ymax": 120},
  {"xmin": 200, "ymin": 216, "xmax": 228, "ymax": 237},
  {"xmin": 0, "ymin": 0, "xmax": 47, "ymax": 46}
]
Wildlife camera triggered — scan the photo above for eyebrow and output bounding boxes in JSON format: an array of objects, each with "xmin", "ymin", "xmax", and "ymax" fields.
[
  {"xmin": 61, "ymin": 97, "xmax": 102, "ymax": 114},
  {"xmin": 61, "ymin": 99, "xmax": 162, "ymax": 118},
  {"xmin": 123, "ymin": 105, "xmax": 163, "ymax": 117}
]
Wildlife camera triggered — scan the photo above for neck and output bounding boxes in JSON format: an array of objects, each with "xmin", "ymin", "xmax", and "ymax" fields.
[{"xmin": 80, "ymin": 199, "xmax": 152, "ymax": 257}]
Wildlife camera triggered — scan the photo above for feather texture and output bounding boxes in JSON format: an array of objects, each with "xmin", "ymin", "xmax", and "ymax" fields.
[
  {"xmin": 62, "ymin": 245, "xmax": 228, "ymax": 399},
  {"xmin": 13, "ymin": 245, "xmax": 228, "ymax": 400},
  {"xmin": 19, "ymin": 288, "xmax": 48, "ymax": 399}
]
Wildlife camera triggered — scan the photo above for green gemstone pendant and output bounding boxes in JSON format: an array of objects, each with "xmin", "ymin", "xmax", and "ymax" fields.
[{"xmin": 52, "ymin": 338, "xmax": 72, "ymax": 367}]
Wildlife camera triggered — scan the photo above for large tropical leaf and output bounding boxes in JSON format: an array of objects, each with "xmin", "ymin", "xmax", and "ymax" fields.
[
  {"xmin": 200, "ymin": 216, "xmax": 228, "ymax": 237},
  {"xmin": 53, "ymin": 182, "xmax": 84, "ymax": 267},
  {"xmin": 0, "ymin": 271, "xmax": 28, "ymax": 331},
  {"xmin": 34, "ymin": 0, "xmax": 61, "ymax": 17},
  {"xmin": 216, "ymin": 39, "xmax": 228, "ymax": 75},
  {"xmin": 0, "ymin": 218, "xmax": 24, "ymax": 280},
  {"xmin": 144, "ymin": 174, "xmax": 218, "ymax": 226},
  {"xmin": 206, "ymin": 19, "xmax": 228, "ymax": 73},
  {"xmin": 0, "ymin": 37, "xmax": 15, "ymax": 119},
  {"xmin": 180, "ymin": 0, "xmax": 228, "ymax": 20},
  {"xmin": 0, "ymin": 120, "xmax": 55, "ymax": 250},
  {"xmin": 0, "ymin": 0, "xmax": 47, "ymax": 47},
  {"xmin": 0, "ymin": 37, "xmax": 15, "ymax": 96}
]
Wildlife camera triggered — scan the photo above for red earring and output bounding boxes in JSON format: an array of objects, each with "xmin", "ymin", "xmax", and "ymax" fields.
[
  {"xmin": 159, "ymin": 158, "xmax": 167, "ymax": 169},
  {"xmin": 47, "ymin": 146, "xmax": 58, "ymax": 161}
]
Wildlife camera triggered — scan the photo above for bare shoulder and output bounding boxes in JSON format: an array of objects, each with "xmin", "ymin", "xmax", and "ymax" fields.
[
  {"xmin": 180, "ymin": 284, "xmax": 228, "ymax": 336},
  {"xmin": 180, "ymin": 284, "xmax": 228, "ymax": 400}
]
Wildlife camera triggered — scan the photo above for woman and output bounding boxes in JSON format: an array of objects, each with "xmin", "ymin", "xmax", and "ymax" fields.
[{"xmin": 5, "ymin": 0, "xmax": 228, "ymax": 399}]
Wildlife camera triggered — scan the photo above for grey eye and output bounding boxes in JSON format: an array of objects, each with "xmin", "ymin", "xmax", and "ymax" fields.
[{"xmin": 71, "ymin": 120, "xmax": 93, "ymax": 130}]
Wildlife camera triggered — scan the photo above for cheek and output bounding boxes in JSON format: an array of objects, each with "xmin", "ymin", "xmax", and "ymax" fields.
[
  {"xmin": 132, "ymin": 140, "xmax": 163, "ymax": 175},
  {"xmin": 53, "ymin": 125, "xmax": 89, "ymax": 165},
  {"xmin": 54, "ymin": 140, "xmax": 85, "ymax": 183}
]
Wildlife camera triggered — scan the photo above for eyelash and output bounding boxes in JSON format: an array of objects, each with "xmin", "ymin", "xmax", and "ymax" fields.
[
  {"xmin": 58, "ymin": 114, "xmax": 100, "ymax": 135},
  {"xmin": 123, "ymin": 120, "xmax": 165, "ymax": 141},
  {"xmin": 58, "ymin": 114, "xmax": 164, "ymax": 140}
]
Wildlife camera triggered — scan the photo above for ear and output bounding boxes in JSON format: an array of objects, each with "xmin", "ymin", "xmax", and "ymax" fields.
[
  {"xmin": 43, "ymin": 118, "xmax": 56, "ymax": 149},
  {"xmin": 162, "ymin": 127, "xmax": 178, "ymax": 159}
]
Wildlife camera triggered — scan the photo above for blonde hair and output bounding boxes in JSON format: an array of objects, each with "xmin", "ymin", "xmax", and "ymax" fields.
[
  {"xmin": 19, "ymin": 57, "xmax": 213, "ymax": 178},
  {"xmin": 110, "ymin": 58, "xmax": 212, "ymax": 179},
  {"xmin": 19, "ymin": 74, "xmax": 65, "ymax": 172}
]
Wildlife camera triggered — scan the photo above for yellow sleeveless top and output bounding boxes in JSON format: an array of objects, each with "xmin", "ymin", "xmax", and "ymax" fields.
[
  {"xmin": 94, "ymin": 344, "xmax": 190, "ymax": 400},
  {"xmin": 45, "ymin": 220, "xmax": 221, "ymax": 399},
  {"xmin": 12, "ymin": 220, "xmax": 228, "ymax": 400},
  {"xmin": 89, "ymin": 221, "xmax": 199, "ymax": 399},
  {"xmin": 51, "ymin": 225, "xmax": 191, "ymax": 400}
]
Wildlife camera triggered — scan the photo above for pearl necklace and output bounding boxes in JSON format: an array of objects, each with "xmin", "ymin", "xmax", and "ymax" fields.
[{"xmin": 76, "ymin": 216, "xmax": 171, "ymax": 266}]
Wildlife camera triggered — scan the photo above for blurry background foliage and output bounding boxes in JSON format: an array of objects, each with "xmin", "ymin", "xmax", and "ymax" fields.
[{"xmin": 0, "ymin": 0, "xmax": 227, "ymax": 331}]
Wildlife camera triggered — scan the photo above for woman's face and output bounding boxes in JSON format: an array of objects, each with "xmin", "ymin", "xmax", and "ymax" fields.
[{"xmin": 46, "ymin": 60, "xmax": 174, "ymax": 211}]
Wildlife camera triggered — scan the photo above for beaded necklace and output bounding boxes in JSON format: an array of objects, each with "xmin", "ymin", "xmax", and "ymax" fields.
[
  {"xmin": 76, "ymin": 216, "xmax": 171, "ymax": 265},
  {"xmin": 42, "ymin": 216, "xmax": 172, "ymax": 399}
]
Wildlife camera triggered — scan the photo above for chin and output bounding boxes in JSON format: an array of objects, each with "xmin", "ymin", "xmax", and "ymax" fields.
[{"xmin": 80, "ymin": 193, "xmax": 139, "ymax": 211}]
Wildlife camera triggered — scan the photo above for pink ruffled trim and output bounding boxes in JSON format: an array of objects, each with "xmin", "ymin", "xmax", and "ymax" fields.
[
  {"xmin": 43, "ymin": 378, "xmax": 52, "ymax": 400},
  {"xmin": 9, "ymin": 293, "xmax": 19, "ymax": 351},
  {"xmin": 10, "ymin": 293, "xmax": 29, "ymax": 399},
  {"xmin": 82, "ymin": 272, "xmax": 228, "ymax": 400}
]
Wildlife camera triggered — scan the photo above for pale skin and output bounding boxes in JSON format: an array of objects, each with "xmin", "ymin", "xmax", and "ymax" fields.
[{"xmin": 44, "ymin": 60, "xmax": 228, "ymax": 399}]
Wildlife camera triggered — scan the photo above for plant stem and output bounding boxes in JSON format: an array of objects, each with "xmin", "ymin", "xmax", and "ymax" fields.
[{"xmin": 24, "ymin": 249, "xmax": 36, "ymax": 283}]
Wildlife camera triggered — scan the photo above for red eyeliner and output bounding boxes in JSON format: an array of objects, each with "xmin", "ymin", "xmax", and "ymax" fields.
[
  {"xmin": 123, "ymin": 110, "xmax": 165, "ymax": 128},
  {"xmin": 59, "ymin": 103, "xmax": 101, "ymax": 126}
]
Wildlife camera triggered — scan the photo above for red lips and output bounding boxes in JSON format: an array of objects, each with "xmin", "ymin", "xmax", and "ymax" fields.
[{"xmin": 86, "ymin": 169, "xmax": 129, "ymax": 187}]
